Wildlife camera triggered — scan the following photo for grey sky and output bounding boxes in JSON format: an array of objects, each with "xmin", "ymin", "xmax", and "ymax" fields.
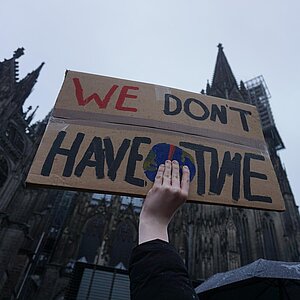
[{"xmin": 2, "ymin": 0, "xmax": 299, "ymax": 208}]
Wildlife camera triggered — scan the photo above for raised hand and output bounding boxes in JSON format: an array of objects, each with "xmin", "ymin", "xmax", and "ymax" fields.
[{"xmin": 139, "ymin": 160, "xmax": 190, "ymax": 244}]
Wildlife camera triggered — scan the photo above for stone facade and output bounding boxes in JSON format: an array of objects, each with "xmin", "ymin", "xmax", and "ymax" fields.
[{"xmin": 0, "ymin": 46, "xmax": 299, "ymax": 299}]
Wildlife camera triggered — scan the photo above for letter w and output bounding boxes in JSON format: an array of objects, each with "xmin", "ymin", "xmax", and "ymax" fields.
[{"xmin": 72, "ymin": 78, "xmax": 118, "ymax": 108}]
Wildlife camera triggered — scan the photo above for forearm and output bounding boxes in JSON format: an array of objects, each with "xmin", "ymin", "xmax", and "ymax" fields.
[{"xmin": 138, "ymin": 218, "xmax": 168, "ymax": 244}]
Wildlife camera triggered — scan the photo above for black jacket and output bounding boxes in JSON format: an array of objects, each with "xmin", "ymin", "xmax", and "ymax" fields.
[{"xmin": 129, "ymin": 239, "xmax": 198, "ymax": 300}]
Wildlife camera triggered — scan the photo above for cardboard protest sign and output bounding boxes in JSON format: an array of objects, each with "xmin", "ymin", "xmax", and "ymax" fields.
[{"xmin": 26, "ymin": 71, "xmax": 285, "ymax": 211}]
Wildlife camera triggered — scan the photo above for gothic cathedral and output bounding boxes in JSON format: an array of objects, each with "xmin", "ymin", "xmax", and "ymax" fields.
[{"xmin": 0, "ymin": 46, "xmax": 299, "ymax": 299}]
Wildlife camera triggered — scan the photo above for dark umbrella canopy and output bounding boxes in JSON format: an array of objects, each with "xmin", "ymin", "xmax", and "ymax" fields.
[{"xmin": 196, "ymin": 259, "xmax": 300, "ymax": 300}]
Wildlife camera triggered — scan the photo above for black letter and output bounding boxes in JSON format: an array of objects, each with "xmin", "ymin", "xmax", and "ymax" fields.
[
  {"xmin": 125, "ymin": 137, "xmax": 151, "ymax": 187},
  {"xmin": 210, "ymin": 104, "xmax": 227, "ymax": 124},
  {"xmin": 184, "ymin": 98, "xmax": 210, "ymax": 121},
  {"xmin": 74, "ymin": 137, "xmax": 105, "ymax": 178},
  {"xmin": 210, "ymin": 151, "xmax": 242, "ymax": 200},
  {"xmin": 41, "ymin": 131, "xmax": 84, "ymax": 177},
  {"xmin": 163, "ymin": 94, "xmax": 182, "ymax": 115},
  {"xmin": 243, "ymin": 153, "xmax": 272, "ymax": 203},
  {"xmin": 180, "ymin": 142, "xmax": 216, "ymax": 195},
  {"xmin": 104, "ymin": 138, "xmax": 131, "ymax": 181},
  {"xmin": 229, "ymin": 107, "xmax": 252, "ymax": 132}
]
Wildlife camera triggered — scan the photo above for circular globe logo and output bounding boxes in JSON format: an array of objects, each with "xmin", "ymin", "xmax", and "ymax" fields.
[{"xmin": 143, "ymin": 143, "xmax": 196, "ymax": 182}]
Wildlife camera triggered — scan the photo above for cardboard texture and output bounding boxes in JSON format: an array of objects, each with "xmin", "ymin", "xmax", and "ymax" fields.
[{"xmin": 26, "ymin": 71, "xmax": 285, "ymax": 211}]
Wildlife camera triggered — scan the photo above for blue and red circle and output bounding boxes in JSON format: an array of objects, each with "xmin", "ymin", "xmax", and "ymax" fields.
[{"xmin": 143, "ymin": 143, "xmax": 196, "ymax": 182}]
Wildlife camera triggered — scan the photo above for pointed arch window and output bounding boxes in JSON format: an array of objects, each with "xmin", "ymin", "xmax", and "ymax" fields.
[
  {"xmin": 226, "ymin": 219, "xmax": 237, "ymax": 251},
  {"xmin": 0, "ymin": 154, "xmax": 9, "ymax": 188},
  {"xmin": 77, "ymin": 215, "xmax": 105, "ymax": 264},
  {"xmin": 238, "ymin": 215, "xmax": 251, "ymax": 264},
  {"xmin": 213, "ymin": 233, "xmax": 221, "ymax": 270},
  {"xmin": 109, "ymin": 220, "xmax": 137, "ymax": 269},
  {"xmin": 262, "ymin": 215, "xmax": 278, "ymax": 260}
]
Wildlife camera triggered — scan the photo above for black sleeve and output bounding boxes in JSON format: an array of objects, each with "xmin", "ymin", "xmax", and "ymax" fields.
[{"xmin": 129, "ymin": 239, "xmax": 198, "ymax": 300}]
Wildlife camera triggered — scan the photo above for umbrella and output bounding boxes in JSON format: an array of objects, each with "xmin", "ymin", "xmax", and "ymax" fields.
[{"xmin": 195, "ymin": 258, "xmax": 300, "ymax": 300}]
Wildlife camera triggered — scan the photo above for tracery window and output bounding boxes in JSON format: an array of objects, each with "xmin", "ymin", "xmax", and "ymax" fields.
[
  {"xmin": 0, "ymin": 154, "xmax": 9, "ymax": 188},
  {"xmin": 238, "ymin": 215, "xmax": 251, "ymax": 264},
  {"xmin": 77, "ymin": 216, "xmax": 105, "ymax": 264},
  {"xmin": 262, "ymin": 215, "xmax": 278, "ymax": 260},
  {"xmin": 109, "ymin": 220, "xmax": 137, "ymax": 269}
]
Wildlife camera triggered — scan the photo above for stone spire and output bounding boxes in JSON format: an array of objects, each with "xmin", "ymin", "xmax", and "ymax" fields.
[
  {"xmin": 207, "ymin": 44, "xmax": 244, "ymax": 102},
  {"xmin": 0, "ymin": 49, "xmax": 44, "ymax": 122},
  {"xmin": 15, "ymin": 62, "xmax": 45, "ymax": 108}
]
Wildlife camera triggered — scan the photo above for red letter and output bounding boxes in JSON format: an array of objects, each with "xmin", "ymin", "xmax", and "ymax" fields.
[
  {"xmin": 73, "ymin": 78, "xmax": 118, "ymax": 109},
  {"xmin": 115, "ymin": 86, "xmax": 139, "ymax": 112}
]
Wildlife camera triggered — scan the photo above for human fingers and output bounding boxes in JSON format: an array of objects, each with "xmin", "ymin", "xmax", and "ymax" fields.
[
  {"xmin": 163, "ymin": 160, "xmax": 172, "ymax": 186},
  {"xmin": 171, "ymin": 160, "xmax": 180, "ymax": 188},
  {"xmin": 154, "ymin": 164, "xmax": 165, "ymax": 186},
  {"xmin": 181, "ymin": 165, "xmax": 190, "ymax": 196}
]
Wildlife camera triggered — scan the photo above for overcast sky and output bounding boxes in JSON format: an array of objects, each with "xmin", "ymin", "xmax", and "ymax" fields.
[{"xmin": 2, "ymin": 0, "xmax": 300, "ymax": 208}]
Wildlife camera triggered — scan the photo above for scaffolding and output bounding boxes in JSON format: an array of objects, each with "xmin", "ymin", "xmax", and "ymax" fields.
[
  {"xmin": 244, "ymin": 75, "xmax": 284, "ymax": 150},
  {"xmin": 244, "ymin": 75, "xmax": 275, "ymax": 130}
]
